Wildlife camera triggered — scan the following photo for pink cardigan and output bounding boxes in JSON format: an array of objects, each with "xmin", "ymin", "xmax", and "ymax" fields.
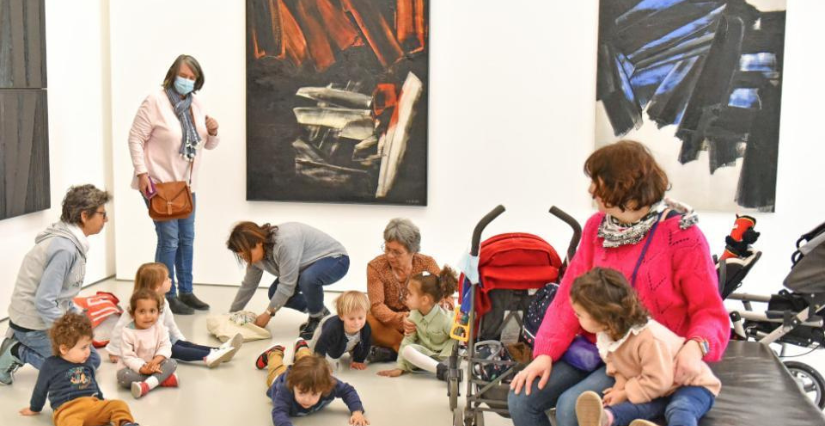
[
  {"xmin": 128, "ymin": 89, "xmax": 220, "ymax": 192},
  {"xmin": 534, "ymin": 213, "xmax": 729, "ymax": 362}
]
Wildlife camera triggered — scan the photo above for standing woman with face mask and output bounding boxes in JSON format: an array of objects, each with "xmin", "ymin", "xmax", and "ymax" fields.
[{"xmin": 127, "ymin": 54, "xmax": 220, "ymax": 315}]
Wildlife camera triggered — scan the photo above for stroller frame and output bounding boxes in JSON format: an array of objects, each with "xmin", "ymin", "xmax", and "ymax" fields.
[{"xmin": 448, "ymin": 205, "xmax": 582, "ymax": 426}]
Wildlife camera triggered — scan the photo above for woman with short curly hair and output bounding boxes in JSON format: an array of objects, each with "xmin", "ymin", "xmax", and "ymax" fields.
[
  {"xmin": 508, "ymin": 141, "xmax": 729, "ymax": 426},
  {"xmin": 0, "ymin": 184, "xmax": 110, "ymax": 385}
]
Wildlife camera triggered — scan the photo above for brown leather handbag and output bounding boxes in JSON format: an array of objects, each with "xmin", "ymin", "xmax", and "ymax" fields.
[{"xmin": 148, "ymin": 160, "xmax": 194, "ymax": 221}]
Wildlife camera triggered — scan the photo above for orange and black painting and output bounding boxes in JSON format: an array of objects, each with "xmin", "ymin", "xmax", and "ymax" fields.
[{"xmin": 246, "ymin": 0, "xmax": 429, "ymax": 205}]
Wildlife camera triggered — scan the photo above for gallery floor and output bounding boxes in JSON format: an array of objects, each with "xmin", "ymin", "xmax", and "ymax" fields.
[{"xmin": 0, "ymin": 279, "xmax": 515, "ymax": 426}]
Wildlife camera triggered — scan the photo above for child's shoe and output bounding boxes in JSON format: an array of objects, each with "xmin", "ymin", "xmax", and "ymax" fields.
[
  {"xmin": 131, "ymin": 382, "xmax": 150, "ymax": 399},
  {"xmin": 204, "ymin": 346, "xmax": 235, "ymax": 368},
  {"xmin": 293, "ymin": 338, "xmax": 310, "ymax": 356},
  {"xmin": 436, "ymin": 362, "xmax": 449, "ymax": 381},
  {"xmin": 576, "ymin": 391, "xmax": 609, "ymax": 426},
  {"xmin": 220, "ymin": 333, "xmax": 244, "ymax": 360},
  {"xmin": 365, "ymin": 346, "xmax": 397, "ymax": 363},
  {"xmin": 629, "ymin": 421, "xmax": 658, "ymax": 426},
  {"xmin": 255, "ymin": 344, "xmax": 285, "ymax": 370},
  {"xmin": 160, "ymin": 373, "xmax": 179, "ymax": 387}
]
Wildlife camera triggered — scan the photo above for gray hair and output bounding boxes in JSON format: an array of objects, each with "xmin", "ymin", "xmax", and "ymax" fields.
[
  {"xmin": 60, "ymin": 184, "xmax": 110, "ymax": 225},
  {"xmin": 383, "ymin": 218, "xmax": 421, "ymax": 254}
]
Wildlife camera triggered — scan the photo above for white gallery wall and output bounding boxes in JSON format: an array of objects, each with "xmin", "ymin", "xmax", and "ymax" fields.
[
  {"xmin": 107, "ymin": 0, "xmax": 824, "ymax": 314},
  {"xmin": 0, "ymin": 0, "xmax": 115, "ymax": 320}
]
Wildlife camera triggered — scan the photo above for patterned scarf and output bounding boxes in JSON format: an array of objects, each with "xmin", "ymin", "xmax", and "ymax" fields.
[
  {"xmin": 164, "ymin": 88, "xmax": 201, "ymax": 162},
  {"xmin": 598, "ymin": 198, "xmax": 699, "ymax": 248}
]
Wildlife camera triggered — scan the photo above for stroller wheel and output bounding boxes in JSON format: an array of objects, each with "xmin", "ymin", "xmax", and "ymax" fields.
[
  {"xmin": 474, "ymin": 411, "xmax": 485, "ymax": 426},
  {"xmin": 449, "ymin": 377, "xmax": 459, "ymax": 410},
  {"xmin": 453, "ymin": 408, "xmax": 463, "ymax": 426},
  {"xmin": 785, "ymin": 361, "xmax": 825, "ymax": 410}
]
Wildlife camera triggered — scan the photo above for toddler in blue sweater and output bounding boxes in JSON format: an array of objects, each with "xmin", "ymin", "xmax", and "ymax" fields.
[
  {"xmin": 256, "ymin": 339, "xmax": 368, "ymax": 426},
  {"xmin": 20, "ymin": 312, "xmax": 138, "ymax": 426}
]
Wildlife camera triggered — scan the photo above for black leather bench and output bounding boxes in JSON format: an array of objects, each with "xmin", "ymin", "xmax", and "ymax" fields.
[{"xmin": 702, "ymin": 340, "xmax": 825, "ymax": 426}]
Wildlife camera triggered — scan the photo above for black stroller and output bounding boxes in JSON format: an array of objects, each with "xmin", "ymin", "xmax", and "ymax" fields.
[
  {"xmin": 446, "ymin": 205, "xmax": 581, "ymax": 426},
  {"xmin": 718, "ymin": 218, "xmax": 825, "ymax": 409}
]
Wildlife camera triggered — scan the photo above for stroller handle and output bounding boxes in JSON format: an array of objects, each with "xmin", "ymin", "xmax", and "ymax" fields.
[
  {"xmin": 471, "ymin": 205, "xmax": 506, "ymax": 256},
  {"xmin": 549, "ymin": 206, "xmax": 582, "ymax": 262}
]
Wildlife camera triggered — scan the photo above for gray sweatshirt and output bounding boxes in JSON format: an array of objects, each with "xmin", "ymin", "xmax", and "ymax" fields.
[
  {"xmin": 8, "ymin": 222, "xmax": 88, "ymax": 330},
  {"xmin": 229, "ymin": 222, "xmax": 347, "ymax": 313}
]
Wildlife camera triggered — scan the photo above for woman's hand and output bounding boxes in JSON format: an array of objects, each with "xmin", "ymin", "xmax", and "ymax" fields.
[
  {"xmin": 377, "ymin": 368, "xmax": 404, "ymax": 378},
  {"xmin": 402, "ymin": 317, "xmax": 417, "ymax": 335},
  {"xmin": 510, "ymin": 354, "xmax": 553, "ymax": 396},
  {"xmin": 108, "ymin": 354, "xmax": 120, "ymax": 363},
  {"xmin": 350, "ymin": 410, "xmax": 370, "ymax": 426},
  {"xmin": 137, "ymin": 173, "xmax": 151, "ymax": 197},
  {"xmin": 206, "ymin": 115, "xmax": 219, "ymax": 136},
  {"xmin": 674, "ymin": 340, "xmax": 704, "ymax": 385},
  {"xmin": 255, "ymin": 311, "xmax": 272, "ymax": 328},
  {"xmin": 19, "ymin": 407, "xmax": 38, "ymax": 416},
  {"xmin": 602, "ymin": 387, "xmax": 628, "ymax": 406}
]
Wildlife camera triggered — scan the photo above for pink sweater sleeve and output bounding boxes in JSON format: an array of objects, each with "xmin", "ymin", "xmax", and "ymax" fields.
[
  {"xmin": 127, "ymin": 96, "xmax": 155, "ymax": 177},
  {"xmin": 533, "ymin": 214, "xmax": 600, "ymax": 360},
  {"xmin": 672, "ymin": 226, "xmax": 730, "ymax": 361}
]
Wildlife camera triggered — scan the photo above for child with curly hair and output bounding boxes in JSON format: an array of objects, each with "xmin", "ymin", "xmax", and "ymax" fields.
[
  {"xmin": 571, "ymin": 268, "xmax": 721, "ymax": 426},
  {"xmin": 20, "ymin": 312, "xmax": 138, "ymax": 426}
]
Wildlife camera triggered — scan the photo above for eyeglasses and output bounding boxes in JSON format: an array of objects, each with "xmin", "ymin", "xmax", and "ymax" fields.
[
  {"xmin": 94, "ymin": 210, "xmax": 107, "ymax": 219},
  {"xmin": 381, "ymin": 243, "xmax": 408, "ymax": 258}
]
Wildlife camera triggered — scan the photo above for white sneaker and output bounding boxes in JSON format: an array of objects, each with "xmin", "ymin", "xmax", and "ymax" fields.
[
  {"xmin": 204, "ymin": 346, "xmax": 234, "ymax": 368},
  {"xmin": 219, "ymin": 333, "xmax": 244, "ymax": 360}
]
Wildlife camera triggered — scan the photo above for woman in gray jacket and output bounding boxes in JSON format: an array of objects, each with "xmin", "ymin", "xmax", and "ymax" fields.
[
  {"xmin": 0, "ymin": 185, "xmax": 110, "ymax": 385},
  {"xmin": 227, "ymin": 221, "xmax": 349, "ymax": 340}
]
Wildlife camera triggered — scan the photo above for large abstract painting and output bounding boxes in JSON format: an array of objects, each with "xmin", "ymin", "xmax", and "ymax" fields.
[
  {"xmin": 595, "ymin": 0, "xmax": 785, "ymax": 212},
  {"xmin": 0, "ymin": 0, "xmax": 50, "ymax": 220},
  {"xmin": 246, "ymin": 0, "xmax": 429, "ymax": 205}
]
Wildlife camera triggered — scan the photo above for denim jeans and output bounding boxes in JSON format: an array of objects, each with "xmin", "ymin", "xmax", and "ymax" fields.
[
  {"xmin": 171, "ymin": 340, "xmax": 214, "ymax": 362},
  {"xmin": 267, "ymin": 255, "xmax": 350, "ymax": 315},
  {"xmin": 508, "ymin": 362, "xmax": 615, "ymax": 426},
  {"xmin": 608, "ymin": 386, "xmax": 715, "ymax": 426},
  {"xmin": 13, "ymin": 329, "xmax": 101, "ymax": 370},
  {"xmin": 146, "ymin": 193, "xmax": 196, "ymax": 297}
]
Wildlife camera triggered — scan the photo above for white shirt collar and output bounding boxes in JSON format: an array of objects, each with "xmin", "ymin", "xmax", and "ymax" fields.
[
  {"xmin": 596, "ymin": 319, "xmax": 653, "ymax": 360},
  {"xmin": 67, "ymin": 224, "xmax": 90, "ymax": 253}
]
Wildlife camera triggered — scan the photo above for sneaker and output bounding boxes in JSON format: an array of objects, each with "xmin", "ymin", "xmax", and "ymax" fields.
[
  {"xmin": 123, "ymin": 423, "xmax": 140, "ymax": 426},
  {"xmin": 160, "ymin": 373, "xmax": 179, "ymax": 387},
  {"xmin": 293, "ymin": 338, "xmax": 310, "ymax": 361},
  {"xmin": 629, "ymin": 421, "xmax": 658, "ymax": 426},
  {"xmin": 255, "ymin": 344, "xmax": 285, "ymax": 370},
  {"xmin": 219, "ymin": 333, "xmax": 244, "ymax": 360},
  {"xmin": 0, "ymin": 337, "xmax": 23, "ymax": 386},
  {"xmin": 299, "ymin": 315, "xmax": 327, "ymax": 340},
  {"xmin": 436, "ymin": 362, "xmax": 449, "ymax": 381},
  {"xmin": 204, "ymin": 346, "xmax": 235, "ymax": 368},
  {"xmin": 179, "ymin": 292, "xmax": 210, "ymax": 311},
  {"xmin": 166, "ymin": 296, "xmax": 195, "ymax": 315},
  {"xmin": 365, "ymin": 346, "xmax": 397, "ymax": 363},
  {"xmin": 299, "ymin": 307, "xmax": 331, "ymax": 333},
  {"xmin": 131, "ymin": 381, "xmax": 150, "ymax": 399},
  {"xmin": 575, "ymin": 391, "xmax": 608, "ymax": 426}
]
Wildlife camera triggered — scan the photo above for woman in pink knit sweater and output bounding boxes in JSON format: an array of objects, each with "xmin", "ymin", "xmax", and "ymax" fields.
[{"xmin": 508, "ymin": 141, "xmax": 729, "ymax": 426}]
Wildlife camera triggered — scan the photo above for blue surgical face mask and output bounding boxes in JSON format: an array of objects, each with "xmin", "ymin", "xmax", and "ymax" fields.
[{"xmin": 174, "ymin": 76, "xmax": 195, "ymax": 96}]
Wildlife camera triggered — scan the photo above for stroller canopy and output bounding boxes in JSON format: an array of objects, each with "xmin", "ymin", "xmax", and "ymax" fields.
[{"xmin": 784, "ymin": 221, "xmax": 825, "ymax": 294}]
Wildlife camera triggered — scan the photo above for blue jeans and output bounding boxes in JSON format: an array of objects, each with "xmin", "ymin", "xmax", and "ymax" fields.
[
  {"xmin": 171, "ymin": 340, "xmax": 214, "ymax": 362},
  {"xmin": 266, "ymin": 255, "xmax": 350, "ymax": 315},
  {"xmin": 508, "ymin": 362, "xmax": 615, "ymax": 426},
  {"xmin": 608, "ymin": 386, "xmax": 715, "ymax": 426},
  {"xmin": 13, "ymin": 329, "xmax": 101, "ymax": 370},
  {"xmin": 146, "ymin": 193, "xmax": 196, "ymax": 297}
]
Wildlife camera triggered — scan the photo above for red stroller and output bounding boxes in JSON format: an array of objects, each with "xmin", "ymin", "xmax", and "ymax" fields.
[{"xmin": 447, "ymin": 205, "xmax": 581, "ymax": 426}]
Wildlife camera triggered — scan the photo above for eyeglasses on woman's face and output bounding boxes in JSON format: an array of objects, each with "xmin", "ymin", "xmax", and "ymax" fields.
[{"xmin": 381, "ymin": 242, "xmax": 408, "ymax": 258}]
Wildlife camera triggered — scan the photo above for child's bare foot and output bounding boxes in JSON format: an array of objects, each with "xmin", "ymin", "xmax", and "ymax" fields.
[
  {"xmin": 629, "ymin": 421, "xmax": 658, "ymax": 426},
  {"xmin": 377, "ymin": 368, "xmax": 404, "ymax": 377}
]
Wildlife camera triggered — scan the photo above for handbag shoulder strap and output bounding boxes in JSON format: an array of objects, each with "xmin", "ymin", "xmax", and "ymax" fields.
[
  {"xmin": 188, "ymin": 155, "xmax": 194, "ymax": 186},
  {"xmin": 630, "ymin": 210, "xmax": 665, "ymax": 287}
]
